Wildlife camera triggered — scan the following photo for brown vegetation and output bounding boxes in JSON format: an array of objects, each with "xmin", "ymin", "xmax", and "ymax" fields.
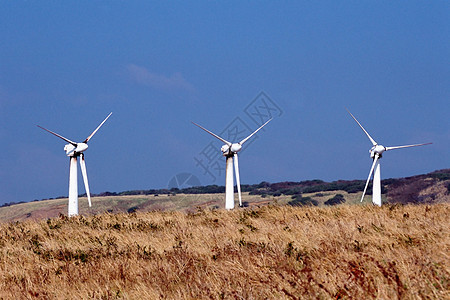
[
  {"xmin": 0, "ymin": 203, "xmax": 448, "ymax": 299},
  {"xmin": 387, "ymin": 170, "xmax": 450, "ymax": 204}
]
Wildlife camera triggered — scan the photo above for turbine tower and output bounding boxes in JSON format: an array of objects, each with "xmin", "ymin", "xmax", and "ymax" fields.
[
  {"xmin": 347, "ymin": 109, "xmax": 431, "ymax": 206},
  {"xmin": 37, "ymin": 112, "xmax": 112, "ymax": 216},
  {"xmin": 193, "ymin": 119, "xmax": 272, "ymax": 210}
]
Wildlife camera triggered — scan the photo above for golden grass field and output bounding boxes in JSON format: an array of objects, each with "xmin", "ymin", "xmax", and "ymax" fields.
[{"xmin": 0, "ymin": 202, "xmax": 448, "ymax": 299}]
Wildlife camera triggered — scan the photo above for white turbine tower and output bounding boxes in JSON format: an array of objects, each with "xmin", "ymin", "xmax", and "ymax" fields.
[
  {"xmin": 192, "ymin": 119, "xmax": 272, "ymax": 210},
  {"xmin": 347, "ymin": 109, "xmax": 431, "ymax": 206},
  {"xmin": 37, "ymin": 112, "xmax": 112, "ymax": 216}
]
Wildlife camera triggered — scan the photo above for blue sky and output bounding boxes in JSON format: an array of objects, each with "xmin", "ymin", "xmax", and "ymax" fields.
[{"xmin": 0, "ymin": 2, "xmax": 449, "ymax": 204}]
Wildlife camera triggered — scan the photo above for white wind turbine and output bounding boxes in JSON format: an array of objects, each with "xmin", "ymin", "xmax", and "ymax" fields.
[
  {"xmin": 192, "ymin": 119, "xmax": 272, "ymax": 210},
  {"xmin": 347, "ymin": 109, "xmax": 431, "ymax": 206},
  {"xmin": 37, "ymin": 112, "xmax": 112, "ymax": 216}
]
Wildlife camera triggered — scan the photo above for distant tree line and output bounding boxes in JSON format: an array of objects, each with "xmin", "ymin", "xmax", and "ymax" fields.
[{"xmin": 1, "ymin": 201, "xmax": 26, "ymax": 208}]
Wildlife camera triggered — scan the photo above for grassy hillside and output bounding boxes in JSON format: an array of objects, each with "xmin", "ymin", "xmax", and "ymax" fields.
[{"xmin": 0, "ymin": 204, "xmax": 448, "ymax": 299}]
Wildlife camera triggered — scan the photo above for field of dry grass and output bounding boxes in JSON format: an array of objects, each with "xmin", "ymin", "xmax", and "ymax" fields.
[{"xmin": 0, "ymin": 203, "xmax": 448, "ymax": 299}]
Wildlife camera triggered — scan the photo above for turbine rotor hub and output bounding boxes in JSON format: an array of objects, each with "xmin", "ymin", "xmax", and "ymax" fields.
[
  {"xmin": 64, "ymin": 144, "xmax": 76, "ymax": 156},
  {"xmin": 221, "ymin": 143, "xmax": 242, "ymax": 156},
  {"xmin": 370, "ymin": 145, "xmax": 386, "ymax": 158},
  {"xmin": 221, "ymin": 144, "xmax": 230, "ymax": 155},
  {"xmin": 65, "ymin": 143, "xmax": 88, "ymax": 156}
]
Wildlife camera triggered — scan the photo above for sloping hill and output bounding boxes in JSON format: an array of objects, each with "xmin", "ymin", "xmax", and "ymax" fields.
[{"xmin": 386, "ymin": 169, "xmax": 450, "ymax": 204}]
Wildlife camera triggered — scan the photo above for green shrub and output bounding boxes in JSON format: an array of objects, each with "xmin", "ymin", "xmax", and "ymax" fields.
[{"xmin": 324, "ymin": 194, "xmax": 346, "ymax": 206}]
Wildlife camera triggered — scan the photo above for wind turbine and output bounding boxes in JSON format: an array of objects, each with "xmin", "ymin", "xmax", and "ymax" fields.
[
  {"xmin": 192, "ymin": 119, "xmax": 272, "ymax": 210},
  {"xmin": 347, "ymin": 109, "xmax": 431, "ymax": 206},
  {"xmin": 37, "ymin": 112, "xmax": 112, "ymax": 216}
]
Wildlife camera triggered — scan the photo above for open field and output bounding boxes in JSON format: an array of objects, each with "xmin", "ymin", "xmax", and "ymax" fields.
[{"xmin": 0, "ymin": 203, "xmax": 448, "ymax": 299}]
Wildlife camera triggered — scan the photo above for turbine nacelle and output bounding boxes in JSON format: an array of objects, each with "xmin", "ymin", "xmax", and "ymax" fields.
[
  {"xmin": 370, "ymin": 145, "xmax": 386, "ymax": 158},
  {"xmin": 231, "ymin": 143, "xmax": 242, "ymax": 153},
  {"xmin": 221, "ymin": 143, "xmax": 242, "ymax": 156},
  {"xmin": 65, "ymin": 143, "xmax": 88, "ymax": 156},
  {"xmin": 76, "ymin": 143, "xmax": 89, "ymax": 154}
]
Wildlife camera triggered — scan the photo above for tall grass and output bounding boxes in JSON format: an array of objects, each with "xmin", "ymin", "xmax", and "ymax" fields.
[{"xmin": 0, "ymin": 203, "xmax": 448, "ymax": 299}]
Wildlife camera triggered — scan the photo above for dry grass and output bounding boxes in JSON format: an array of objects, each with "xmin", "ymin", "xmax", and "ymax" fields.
[{"xmin": 0, "ymin": 203, "xmax": 448, "ymax": 299}]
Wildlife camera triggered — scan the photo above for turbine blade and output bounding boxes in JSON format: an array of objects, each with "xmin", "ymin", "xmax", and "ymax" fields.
[
  {"xmin": 361, "ymin": 154, "xmax": 379, "ymax": 203},
  {"xmin": 239, "ymin": 118, "xmax": 272, "ymax": 145},
  {"xmin": 79, "ymin": 154, "xmax": 92, "ymax": 207},
  {"xmin": 346, "ymin": 109, "xmax": 377, "ymax": 146},
  {"xmin": 234, "ymin": 153, "xmax": 242, "ymax": 207},
  {"xmin": 36, "ymin": 125, "xmax": 77, "ymax": 146},
  {"xmin": 192, "ymin": 122, "xmax": 232, "ymax": 146},
  {"xmin": 385, "ymin": 142, "xmax": 432, "ymax": 151},
  {"xmin": 83, "ymin": 112, "xmax": 112, "ymax": 143}
]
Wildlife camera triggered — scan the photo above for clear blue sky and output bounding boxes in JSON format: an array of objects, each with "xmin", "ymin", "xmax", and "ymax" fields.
[{"xmin": 1, "ymin": 2, "xmax": 449, "ymax": 204}]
